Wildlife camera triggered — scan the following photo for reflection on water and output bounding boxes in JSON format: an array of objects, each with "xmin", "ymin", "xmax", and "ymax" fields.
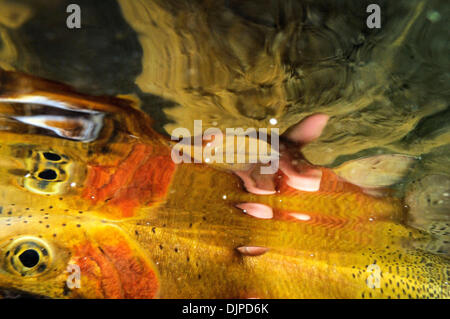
[{"xmin": 0, "ymin": 0, "xmax": 448, "ymax": 298}]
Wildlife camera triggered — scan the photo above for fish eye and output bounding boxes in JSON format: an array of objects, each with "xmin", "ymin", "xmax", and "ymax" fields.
[
  {"xmin": 37, "ymin": 169, "xmax": 58, "ymax": 181},
  {"xmin": 3, "ymin": 237, "xmax": 52, "ymax": 277},
  {"xmin": 42, "ymin": 152, "xmax": 62, "ymax": 162},
  {"xmin": 22, "ymin": 149, "xmax": 73, "ymax": 195},
  {"xmin": 18, "ymin": 250, "xmax": 40, "ymax": 268}
]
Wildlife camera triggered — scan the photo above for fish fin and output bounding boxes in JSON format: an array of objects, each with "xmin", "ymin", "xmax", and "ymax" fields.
[
  {"xmin": 333, "ymin": 154, "xmax": 416, "ymax": 188},
  {"xmin": 71, "ymin": 224, "xmax": 159, "ymax": 299}
]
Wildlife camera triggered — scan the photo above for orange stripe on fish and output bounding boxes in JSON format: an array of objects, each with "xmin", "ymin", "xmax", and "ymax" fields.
[
  {"xmin": 82, "ymin": 143, "xmax": 176, "ymax": 218},
  {"xmin": 73, "ymin": 242, "xmax": 123, "ymax": 298}
]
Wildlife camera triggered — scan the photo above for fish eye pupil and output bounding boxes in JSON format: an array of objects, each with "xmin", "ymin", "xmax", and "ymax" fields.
[
  {"xmin": 38, "ymin": 169, "xmax": 57, "ymax": 180},
  {"xmin": 43, "ymin": 152, "xmax": 62, "ymax": 161},
  {"xmin": 18, "ymin": 249, "xmax": 40, "ymax": 268}
]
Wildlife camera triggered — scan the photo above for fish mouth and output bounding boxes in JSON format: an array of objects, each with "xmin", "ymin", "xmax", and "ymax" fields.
[{"xmin": 0, "ymin": 287, "xmax": 50, "ymax": 299}]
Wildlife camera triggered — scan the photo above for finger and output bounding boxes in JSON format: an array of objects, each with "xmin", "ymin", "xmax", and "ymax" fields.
[
  {"xmin": 279, "ymin": 157, "xmax": 322, "ymax": 192},
  {"xmin": 234, "ymin": 164, "xmax": 276, "ymax": 195},
  {"xmin": 236, "ymin": 203, "xmax": 274, "ymax": 219},
  {"xmin": 285, "ymin": 113, "xmax": 329, "ymax": 144}
]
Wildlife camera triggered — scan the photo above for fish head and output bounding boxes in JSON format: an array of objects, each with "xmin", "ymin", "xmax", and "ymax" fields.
[
  {"xmin": 0, "ymin": 72, "xmax": 176, "ymax": 219},
  {"xmin": 0, "ymin": 212, "xmax": 160, "ymax": 298},
  {"xmin": 0, "ymin": 72, "xmax": 167, "ymax": 298},
  {"xmin": 0, "ymin": 128, "xmax": 175, "ymax": 220}
]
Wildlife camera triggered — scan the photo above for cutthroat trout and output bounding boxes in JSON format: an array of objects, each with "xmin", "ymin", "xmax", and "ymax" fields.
[{"xmin": 0, "ymin": 71, "xmax": 448, "ymax": 299}]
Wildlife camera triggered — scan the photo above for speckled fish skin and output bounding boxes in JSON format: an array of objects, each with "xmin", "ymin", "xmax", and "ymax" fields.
[{"xmin": 0, "ymin": 72, "xmax": 448, "ymax": 299}]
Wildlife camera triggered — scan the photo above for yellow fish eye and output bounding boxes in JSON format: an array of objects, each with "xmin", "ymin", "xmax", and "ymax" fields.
[{"xmin": 3, "ymin": 237, "xmax": 52, "ymax": 277}]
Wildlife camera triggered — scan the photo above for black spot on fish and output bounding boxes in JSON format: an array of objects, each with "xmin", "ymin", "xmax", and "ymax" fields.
[
  {"xmin": 63, "ymin": 285, "xmax": 71, "ymax": 296},
  {"xmin": 14, "ymin": 246, "xmax": 21, "ymax": 255},
  {"xmin": 37, "ymin": 264, "xmax": 47, "ymax": 273}
]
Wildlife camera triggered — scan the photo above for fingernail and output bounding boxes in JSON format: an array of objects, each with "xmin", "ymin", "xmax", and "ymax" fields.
[
  {"xmin": 236, "ymin": 203, "xmax": 274, "ymax": 219},
  {"xmin": 289, "ymin": 213, "xmax": 311, "ymax": 221},
  {"xmin": 236, "ymin": 246, "xmax": 269, "ymax": 256}
]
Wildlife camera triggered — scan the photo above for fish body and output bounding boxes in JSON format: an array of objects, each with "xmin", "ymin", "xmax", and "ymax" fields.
[{"xmin": 0, "ymin": 71, "xmax": 448, "ymax": 298}]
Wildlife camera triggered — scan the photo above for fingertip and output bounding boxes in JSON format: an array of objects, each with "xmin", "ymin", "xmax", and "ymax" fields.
[
  {"xmin": 236, "ymin": 246, "xmax": 269, "ymax": 256},
  {"xmin": 236, "ymin": 203, "xmax": 274, "ymax": 219}
]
